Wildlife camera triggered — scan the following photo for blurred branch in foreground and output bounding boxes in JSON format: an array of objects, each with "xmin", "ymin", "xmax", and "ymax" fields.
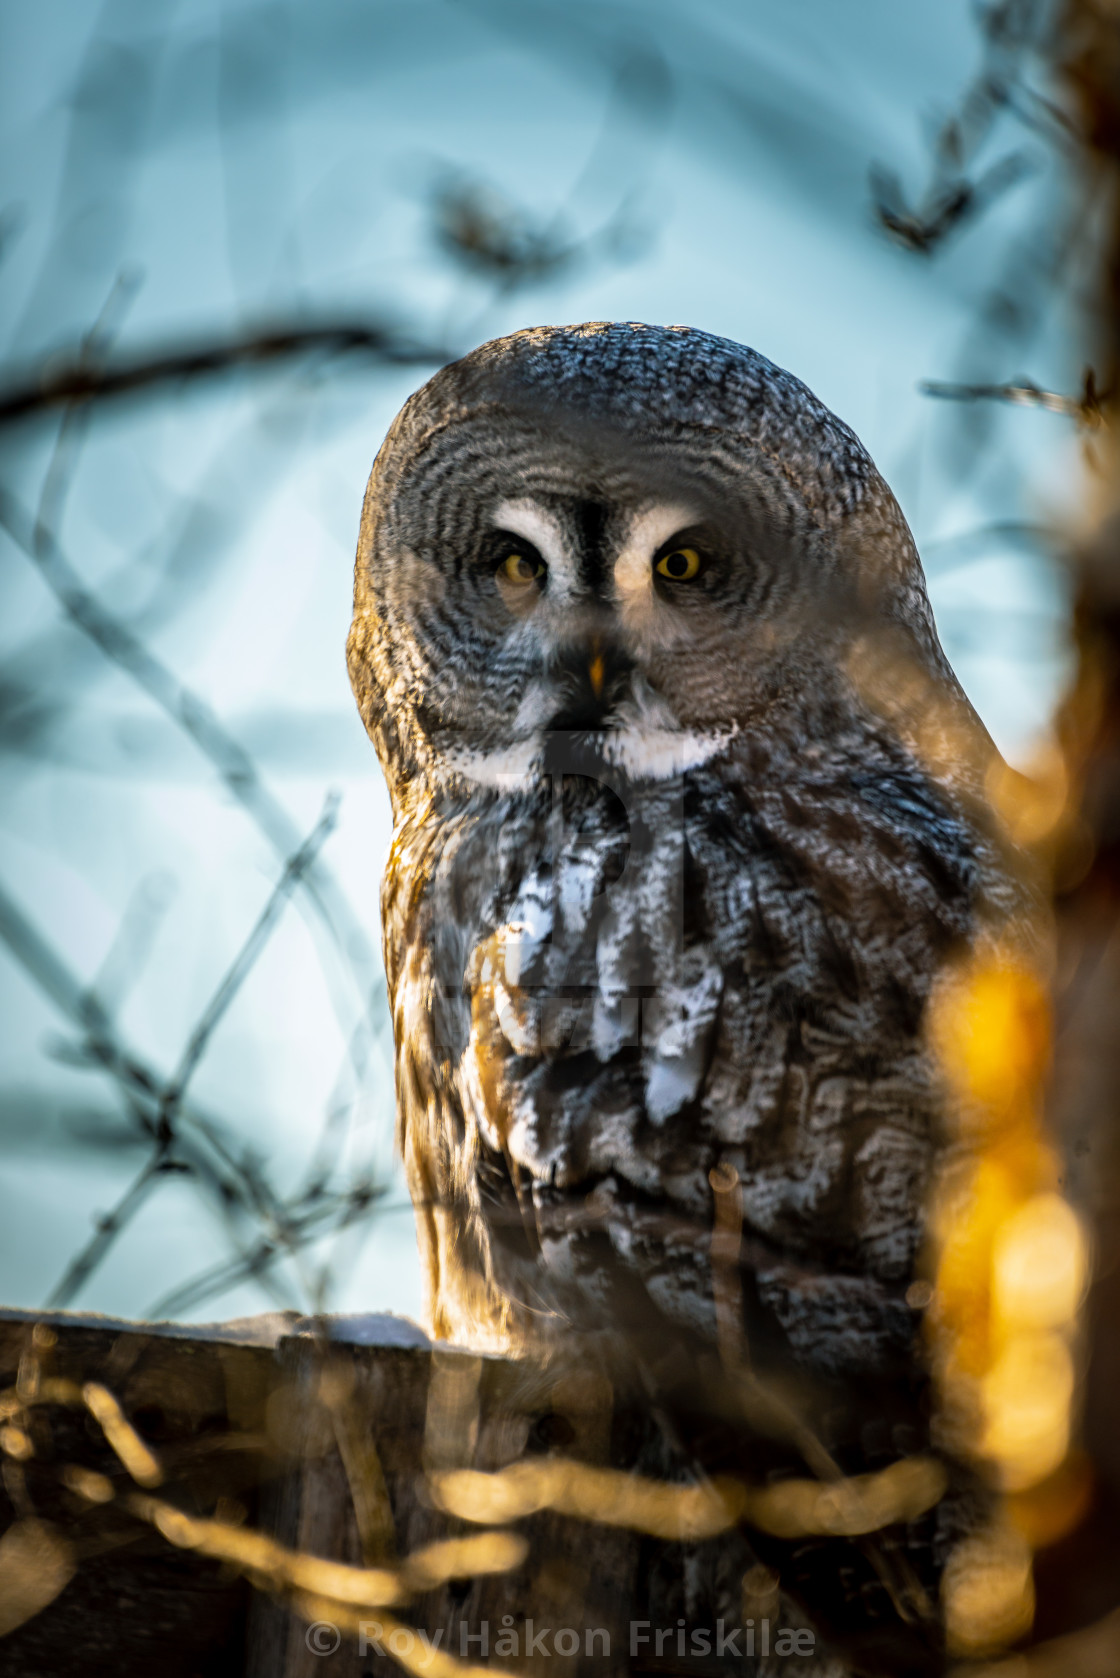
[
  {"xmin": 930, "ymin": 0, "xmax": 1120, "ymax": 1669},
  {"xmin": 870, "ymin": 0, "xmax": 1057, "ymax": 255},
  {"xmin": 866, "ymin": 0, "xmax": 1120, "ymax": 1665},
  {"xmin": 0, "ymin": 321, "xmax": 452, "ymax": 427}
]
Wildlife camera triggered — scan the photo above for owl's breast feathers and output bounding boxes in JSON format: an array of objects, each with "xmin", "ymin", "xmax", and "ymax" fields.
[{"xmin": 382, "ymin": 718, "xmax": 995, "ymax": 1373}]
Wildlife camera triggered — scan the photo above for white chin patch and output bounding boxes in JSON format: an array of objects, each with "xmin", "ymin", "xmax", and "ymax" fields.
[
  {"xmin": 444, "ymin": 737, "xmax": 542, "ymax": 788},
  {"xmin": 598, "ymin": 724, "xmax": 736, "ymax": 779},
  {"xmin": 445, "ymin": 724, "xmax": 735, "ymax": 788}
]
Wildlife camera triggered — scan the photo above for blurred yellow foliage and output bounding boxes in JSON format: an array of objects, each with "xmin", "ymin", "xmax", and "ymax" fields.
[
  {"xmin": 931, "ymin": 956, "xmax": 1050, "ymax": 1124},
  {"xmin": 985, "ymin": 746, "xmax": 1069, "ymax": 848},
  {"xmin": 943, "ymin": 1522, "xmax": 1035, "ymax": 1656},
  {"xmin": 928, "ymin": 947, "xmax": 1090, "ymax": 1655}
]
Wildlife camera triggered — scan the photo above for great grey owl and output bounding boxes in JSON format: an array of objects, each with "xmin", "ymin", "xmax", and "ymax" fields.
[{"xmin": 348, "ymin": 322, "xmax": 1021, "ymax": 1665}]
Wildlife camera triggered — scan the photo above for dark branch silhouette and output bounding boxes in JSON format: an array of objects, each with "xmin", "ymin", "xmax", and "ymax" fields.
[{"xmin": 0, "ymin": 321, "xmax": 453, "ymax": 428}]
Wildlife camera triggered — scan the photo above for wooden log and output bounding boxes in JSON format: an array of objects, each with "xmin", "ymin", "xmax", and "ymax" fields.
[
  {"xmin": 0, "ymin": 1305, "xmax": 286, "ymax": 1678},
  {"xmin": 246, "ymin": 1330, "xmax": 652, "ymax": 1678},
  {"xmin": 245, "ymin": 1323, "xmax": 820, "ymax": 1678},
  {"xmin": 0, "ymin": 1308, "xmax": 821, "ymax": 1677}
]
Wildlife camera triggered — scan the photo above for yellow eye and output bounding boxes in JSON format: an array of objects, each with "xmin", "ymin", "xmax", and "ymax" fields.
[
  {"xmin": 499, "ymin": 552, "xmax": 545, "ymax": 584},
  {"xmin": 655, "ymin": 546, "xmax": 702, "ymax": 581}
]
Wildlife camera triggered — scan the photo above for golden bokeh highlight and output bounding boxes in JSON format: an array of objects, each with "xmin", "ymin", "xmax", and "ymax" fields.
[
  {"xmin": 927, "ymin": 937, "xmax": 1090, "ymax": 1655},
  {"xmin": 59, "ymin": 1464, "xmax": 116, "ymax": 1505},
  {"xmin": 980, "ymin": 1333, "xmax": 1074, "ymax": 1491},
  {"xmin": 992, "ymin": 1195, "xmax": 1088, "ymax": 1333},
  {"xmin": 0, "ymin": 1520, "xmax": 76, "ymax": 1640},
  {"xmin": 942, "ymin": 1523, "xmax": 1036, "ymax": 1656}
]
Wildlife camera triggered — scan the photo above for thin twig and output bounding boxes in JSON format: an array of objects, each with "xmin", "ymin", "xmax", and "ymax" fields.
[
  {"xmin": 921, "ymin": 369, "xmax": 1108, "ymax": 424},
  {"xmin": 157, "ymin": 793, "xmax": 341, "ymax": 1134},
  {"xmin": 0, "ymin": 877, "xmax": 378, "ymax": 1312},
  {"xmin": 146, "ymin": 1181, "xmax": 383, "ymax": 1320},
  {"xmin": 47, "ymin": 1154, "xmax": 170, "ymax": 1309}
]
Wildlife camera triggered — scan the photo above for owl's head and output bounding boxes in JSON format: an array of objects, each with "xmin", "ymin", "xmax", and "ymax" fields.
[{"xmin": 349, "ymin": 322, "xmax": 954, "ymax": 801}]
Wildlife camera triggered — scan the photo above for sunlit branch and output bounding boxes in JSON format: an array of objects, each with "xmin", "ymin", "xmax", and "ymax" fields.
[{"xmin": 920, "ymin": 369, "xmax": 1107, "ymax": 424}]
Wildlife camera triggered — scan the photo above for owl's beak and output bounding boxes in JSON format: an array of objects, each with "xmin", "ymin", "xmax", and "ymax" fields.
[
  {"xmin": 546, "ymin": 637, "xmax": 633, "ymax": 731},
  {"xmin": 588, "ymin": 641, "xmax": 606, "ymax": 700}
]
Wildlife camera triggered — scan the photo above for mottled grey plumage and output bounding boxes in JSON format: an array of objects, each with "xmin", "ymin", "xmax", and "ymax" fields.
[{"xmin": 348, "ymin": 321, "xmax": 1022, "ymax": 1665}]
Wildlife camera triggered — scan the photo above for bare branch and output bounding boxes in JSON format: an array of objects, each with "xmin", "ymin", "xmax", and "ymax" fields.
[
  {"xmin": 0, "ymin": 875, "xmax": 380, "ymax": 1313},
  {"xmin": 920, "ymin": 366, "xmax": 1108, "ymax": 424},
  {"xmin": 0, "ymin": 487, "xmax": 382, "ymax": 1028},
  {"xmin": 46, "ymin": 1154, "xmax": 171, "ymax": 1310},
  {"xmin": 870, "ymin": 0, "xmax": 1057, "ymax": 255},
  {"xmin": 157, "ymin": 792, "xmax": 341, "ymax": 1138},
  {"xmin": 0, "ymin": 321, "xmax": 452, "ymax": 428}
]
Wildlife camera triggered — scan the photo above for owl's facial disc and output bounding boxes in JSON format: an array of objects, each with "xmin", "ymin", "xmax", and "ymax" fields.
[
  {"xmin": 361, "ymin": 418, "xmax": 820, "ymax": 787},
  {"xmin": 416, "ymin": 491, "xmax": 741, "ymax": 782}
]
